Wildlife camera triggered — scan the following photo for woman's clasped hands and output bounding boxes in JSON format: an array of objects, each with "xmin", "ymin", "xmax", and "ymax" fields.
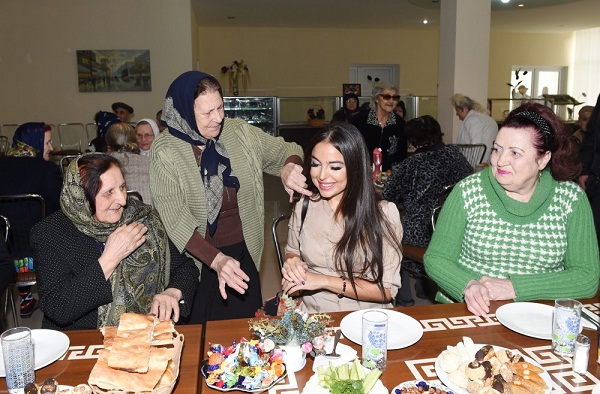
[
  {"xmin": 281, "ymin": 255, "xmax": 323, "ymax": 294},
  {"xmin": 463, "ymin": 276, "xmax": 516, "ymax": 316}
]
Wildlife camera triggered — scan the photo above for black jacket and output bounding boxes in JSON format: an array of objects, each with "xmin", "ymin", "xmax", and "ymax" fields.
[
  {"xmin": 351, "ymin": 110, "xmax": 407, "ymax": 171},
  {"xmin": 580, "ymin": 93, "xmax": 600, "ymax": 177},
  {"xmin": 31, "ymin": 211, "xmax": 199, "ymax": 331}
]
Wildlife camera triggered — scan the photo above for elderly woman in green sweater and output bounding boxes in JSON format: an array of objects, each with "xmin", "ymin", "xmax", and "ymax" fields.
[
  {"xmin": 424, "ymin": 103, "xmax": 599, "ymax": 317},
  {"xmin": 150, "ymin": 71, "xmax": 309, "ymax": 324}
]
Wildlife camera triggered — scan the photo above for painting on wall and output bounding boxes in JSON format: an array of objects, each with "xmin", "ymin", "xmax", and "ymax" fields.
[
  {"xmin": 343, "ymin": 83, "xmax": 361, "ymax": 96},
  {"xmin": 77, "ymin": 50, "xmax": 151, "ymax": 92}
]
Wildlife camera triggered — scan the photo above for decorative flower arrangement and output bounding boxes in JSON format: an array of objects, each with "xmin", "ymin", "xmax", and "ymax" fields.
[
  {"xmin": 307, "ymin": 107, "xmax": 325, "ymax": 120},
  {"xmin": 367, "ymin": 75, "xmax": 380, "ymax": 88},
  {"xmin": 220, "ymin": 59, "xmax": 249, "ymax": 96},
  {"xmin": 249, "ymin": 302, "xmax": 332, "ymax": 356}
]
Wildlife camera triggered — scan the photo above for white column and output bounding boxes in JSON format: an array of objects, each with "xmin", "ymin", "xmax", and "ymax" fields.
[{"xmin": 438, "ymin": 0, "xmax": 491, "ymax": 143}]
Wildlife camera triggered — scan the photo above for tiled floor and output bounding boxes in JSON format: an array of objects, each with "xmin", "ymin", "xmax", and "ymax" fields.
[{"xmin": 3, "ymin": 174, "xmax": 433, "ymax": 331}]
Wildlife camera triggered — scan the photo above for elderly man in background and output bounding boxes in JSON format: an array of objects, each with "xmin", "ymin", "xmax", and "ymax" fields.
[
  {"xmin": 112, "ymin": 102, "xmax": 134, "ymax": 123},
  {"xmin": 451, "ymin": 94, "xmax": 498, "ymax": 163},
  {"xmin": 572, "ymin": 105, "xmax": 594, "ymax": 146},
  {"xmin": 578, "ymin": 94, "xmax": 600, "ymax": 244}
]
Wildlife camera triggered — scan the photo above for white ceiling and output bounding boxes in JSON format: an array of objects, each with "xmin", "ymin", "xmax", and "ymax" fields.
[{"xmin": 192, "ymin": 0, "xmax": 600, "ymax": 34}]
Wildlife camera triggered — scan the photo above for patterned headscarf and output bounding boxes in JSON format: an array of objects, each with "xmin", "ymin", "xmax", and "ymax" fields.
[
  {"xmin": 96, "ymin": 111, "xmax": 121, "ymax": 139},
  {"xmin": 60, "ymin": 153, "xmax": 170, "ymax": 327},
  {"xmin": 162, "ymin": 71, "xmax": 240, "ymax": 236},
  {"xmin": 7, "ymin": 122, "xmax": 46, "ymax": 158}
]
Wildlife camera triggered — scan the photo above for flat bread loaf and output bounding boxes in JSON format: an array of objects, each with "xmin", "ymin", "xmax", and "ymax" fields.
[{"xmin": 89, "ymin": 313, "xmax": 179, "ymax": 393}]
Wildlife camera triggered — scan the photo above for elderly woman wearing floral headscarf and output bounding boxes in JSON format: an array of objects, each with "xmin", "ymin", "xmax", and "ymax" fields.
[
  {"xmin": 150, "ymin": 71, "xmax": 309, "ymax": 324},
  {"xmin": 30, "ymin": 154, "xmax": 199, "ymax": 330},
  {"xmin": 135, "ymin": 118, "xmax": 160, "ymax": 157},
  {"xmin": 1, "ymin": 122, "xmax": 61, "ymax": 318}
]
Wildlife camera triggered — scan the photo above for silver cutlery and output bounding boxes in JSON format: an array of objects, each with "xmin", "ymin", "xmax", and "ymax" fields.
[{"xmin": 325, "ymin": 329, "xmax": 342, "ymax": 358}]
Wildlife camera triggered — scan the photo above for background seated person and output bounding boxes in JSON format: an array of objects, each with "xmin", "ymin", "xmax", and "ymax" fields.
[
  {"xmin": 331, "ymin": 93, "xmax": 360, "ymax": 123},
  {"xmin": 90, "ymin": 111, "xmax": 121, "ymax": 152},
  {"xmin": 424, "ymin": 103, "xmax": 599, "ymax": 316},
  {"xmin": 282, "ymin": 123, "xmax": 402, "ymax": 313},
  {"xmin": 135, "ymin": 118, "xmax": 160, "ymax": 157},
  {"xmin": 112, "ymin": 102, "xmax": 134, "ymax": 123},
  {"xmin": 31, "ymin": 154, "xmax": 199, "ymax": 330},
  {"xmin": 382, "ymin": 115, "xmax": 473, "ymax": 306},
  {"xmin": 1, "ymin": 122, "xmax": 61, "ymax": 317},
  {"xmin": 352, "ymin": 82, "xmax": 407, "ymax": 172},
  {"xmin": 106, "ymin": 123, "xmax": 153, "ymax": 206}
]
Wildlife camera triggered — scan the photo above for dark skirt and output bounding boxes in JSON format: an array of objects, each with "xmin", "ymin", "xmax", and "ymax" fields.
[{"xmin": 185, "ymin": 241, "xmax": 263, "ymax": 324}]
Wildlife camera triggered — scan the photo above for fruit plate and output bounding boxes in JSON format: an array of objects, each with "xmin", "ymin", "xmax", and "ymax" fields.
[
  {"xmin": 391, "ymin": 380, "xmax": 454, "ymax": 394},
  {"xmin": 302, "ymin": 365, "xmax": 387, "ymax": 394},
  {"xmin": 201, "ymin": 364, "xmax": 287, "ymax": 393},
  {"xmin": 434, "ymin": 344, "xmax": 551, "ymax": 394}
]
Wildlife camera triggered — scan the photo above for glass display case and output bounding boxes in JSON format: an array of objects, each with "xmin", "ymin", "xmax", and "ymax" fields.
[
  {"xmin": 277, "ymin": 96, "xmax": 338, "ymax": 126},
  {"xmin": 223, "ymin": 96, "xmax": 276, "ymax": 136}
]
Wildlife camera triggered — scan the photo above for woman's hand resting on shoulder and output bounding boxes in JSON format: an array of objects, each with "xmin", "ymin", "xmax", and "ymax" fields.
[{"xmin": 98, "ymin": 222, "xmax": 147, "ymax": 279}]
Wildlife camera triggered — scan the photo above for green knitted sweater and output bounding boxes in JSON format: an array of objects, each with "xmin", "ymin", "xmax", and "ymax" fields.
[
  {"xmin": 150, "ymin": 118, "xmax": 303, "ymax": 275},
  {"xmin": 424, "ymin": 167, "xmax": 599, "ymax": 303}
]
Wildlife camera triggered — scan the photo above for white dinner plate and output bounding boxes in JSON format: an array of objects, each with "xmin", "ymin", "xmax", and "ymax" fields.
[
  {"xmin": 496, "ymin": 302, "xmax": 594, "ymax": 340},
  {"xmin": 302, "ymin": 365, "xmax": 387, "ymax": 394},
  {"xmin": 434, "ymin": 344, "xmax": 552, "ymax": 394},
  {"xmin": 0, "ymin": 329, "xmax": 70, "ymax": 377},
  {"xmin": 496, "ymin": 302, "xmax": 555, "ymax": 339},
  {"xmin": 340, "ymin": 309, "xmax": 423, "ymax": 350}
]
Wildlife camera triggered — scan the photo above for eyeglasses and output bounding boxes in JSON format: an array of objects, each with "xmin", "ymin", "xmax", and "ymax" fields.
[
  {"xmin": 346, "ymin": 99, "xmax": 358, "ymax": 104},
  {"xmin": 380, "ymin": 94, "xmax": 400, "ymax": 101}
]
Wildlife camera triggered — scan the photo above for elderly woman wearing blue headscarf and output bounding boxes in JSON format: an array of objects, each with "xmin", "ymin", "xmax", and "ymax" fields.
[
  {"xmin": 150, "ymin": 71, "xmax": 310, "ymax": 323},
  {"xmin": 1, "ymin": 122, "xmax": 62, "ymax": 317},
  {"xmin": 89, "ymin": 111, "xmax": 121, "ymax": 152}
]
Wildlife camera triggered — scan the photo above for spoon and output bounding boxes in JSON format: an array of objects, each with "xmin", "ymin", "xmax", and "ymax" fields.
[{"xmin": 325, "ymin": 329, "xmax": 342, "ymax": 358}]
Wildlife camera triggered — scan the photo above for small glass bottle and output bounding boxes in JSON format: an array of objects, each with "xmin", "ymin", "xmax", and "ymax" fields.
[{"xmin": 572, "ymin": 334, "xmax": 590, "ymax": 374}]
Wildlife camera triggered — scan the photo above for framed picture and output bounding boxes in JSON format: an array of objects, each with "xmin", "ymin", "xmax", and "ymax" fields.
[
  {"xmin": 343, "ymin": 83, "xmax": 361, "ymax": 96},
  {"xmin": 76, "ymin": 50, "xmax": 151, "ymax": 92}
]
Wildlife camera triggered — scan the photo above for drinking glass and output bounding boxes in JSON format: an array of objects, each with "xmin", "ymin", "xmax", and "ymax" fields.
[
  {"xmin": 552, "ymin": 298, "xmax": 582, "ymax": 356},
  {"xmin": 1, "ymin": 327, "xmax": 35, "ymax": 393},
  {"xmin": 362, "ymin": 310, "xmax": 387, "ymax": 371}
]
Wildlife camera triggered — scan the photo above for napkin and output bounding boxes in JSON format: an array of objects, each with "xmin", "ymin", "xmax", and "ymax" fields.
[
  {"xmin": 312, "ymin": 342, "xmax": 358, "ymax": 372},
  {"xmin": 582, "ymin": 307, "xmax": 599, "ymax": 330}
]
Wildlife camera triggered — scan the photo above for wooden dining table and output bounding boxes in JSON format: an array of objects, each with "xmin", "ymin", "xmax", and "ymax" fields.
[
  {"xmin": 201, "ymin": 296, "xmax": 600, "ymax": 393},
  {"xmin": 1, "ymin": 324, "xmax": 203, "ymax": 394}
]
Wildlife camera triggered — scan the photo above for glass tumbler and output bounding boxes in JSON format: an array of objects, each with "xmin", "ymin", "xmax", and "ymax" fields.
[
  {"xmin": 362, "ymin": 310, "xmax": 388, "ymax": 371},
  {"xmin": 552, "ymin": 298, "xmax": 582, "ymax": 356},
  {"xmin": 1, "ymin": 327, "xmax": 35, "ymax": 393}
]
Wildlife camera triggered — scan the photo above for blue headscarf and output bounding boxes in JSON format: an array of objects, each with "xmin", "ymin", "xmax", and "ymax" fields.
[
  {"xmin": 163, "ymin": 71, "xmax": 239, "ymax": 236},
  {"xmin": 11, "ymin": 122, "xmax": 46, "ymax": 158},
  {"xmin": 96, "ymin": 111, "xmax": 121, "ymax": 139}
]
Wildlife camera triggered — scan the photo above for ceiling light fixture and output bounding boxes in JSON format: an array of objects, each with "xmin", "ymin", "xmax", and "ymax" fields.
[
  {"xmin": 423, "ymin": 19, "xmax": 428, "ymax": 24},
  {"xmin": 501, "ymin": 0, "xmax": 510, "ymax": 3},
  {"xmin": 518, "ymin": 3, "xmax": 524, "ymax": 7}
]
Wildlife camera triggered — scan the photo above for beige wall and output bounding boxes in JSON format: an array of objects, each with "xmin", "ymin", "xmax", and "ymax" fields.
[
  {"xmin": 0, "ymin": 0, "xmax": 194, "ymax": 128},
  {"xmin": 199, "ymin": 26, "xmax": 572, "ymax": 101},
  {"xmin": 0, "ymin": 1, "xmax": 573, "ymax": 129},
  {"xmin": 198, "ymin": 27, "xmax": 440, "ymax": 97}
]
